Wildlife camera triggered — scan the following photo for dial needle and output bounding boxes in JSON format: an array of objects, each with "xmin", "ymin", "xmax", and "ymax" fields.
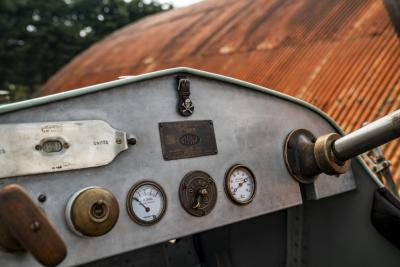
[
  {"xmin": 134, "ymin": 197, "xmax": 150, "ymax": 212},
  {"xmin": 233, "ymin": 178, "xmax": 248, "ymax": 193}
]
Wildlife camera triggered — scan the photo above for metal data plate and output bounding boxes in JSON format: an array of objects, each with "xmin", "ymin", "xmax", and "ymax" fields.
[
  {"xmin": 159, "ymin": 120, "xmax": 218, "ymax": 160},
  {"xmin": 0, "ymin": 120, "xmax": 128, "ymax": 179}
]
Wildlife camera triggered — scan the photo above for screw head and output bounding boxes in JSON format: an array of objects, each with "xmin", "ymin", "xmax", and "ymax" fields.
[
  {"xmin": 30, "ymin": 220, "xmax": 41, "ymax": 232},
  {"xmin": 38, "ymin": 194, "xmax": 47, "ymax": 203},
  {"xmin": 127, "ymin": 135, "xmax": 137, "ymax": 146}
]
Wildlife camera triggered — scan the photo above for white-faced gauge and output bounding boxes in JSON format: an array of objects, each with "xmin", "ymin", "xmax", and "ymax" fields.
[
  {"xmin": 225, "ymin": 164, "xmax": 256, "ymax": 205},
  {"xmin": 126, "ymin": 181, "xmax": 167, "ymax": 225}
]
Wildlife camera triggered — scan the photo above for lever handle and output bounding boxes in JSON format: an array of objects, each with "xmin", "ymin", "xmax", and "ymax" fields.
[
  {"xmin": 0, "ymin": 184, "xmax": 67, "ymax": 266},
  {"xmin": 333, "ymin": 109, "xmax": 400, "ymax": 161}
]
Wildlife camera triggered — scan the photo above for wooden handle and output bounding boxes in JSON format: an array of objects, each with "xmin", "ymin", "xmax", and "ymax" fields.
[{"xmin": 0, "ymin": 184, "xmax": 67, "ymax": 266}]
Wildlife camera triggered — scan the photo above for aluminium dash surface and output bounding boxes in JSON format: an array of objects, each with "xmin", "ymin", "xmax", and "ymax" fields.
[{"xmin": 40, "ymin": 0, "xmax": 400, "ymax": 191}]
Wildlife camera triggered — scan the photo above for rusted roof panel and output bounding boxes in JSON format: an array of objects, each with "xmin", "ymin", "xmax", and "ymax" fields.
[{"xmin": 40, "ymin": 0, "xmax": 400, "ymax": 190}]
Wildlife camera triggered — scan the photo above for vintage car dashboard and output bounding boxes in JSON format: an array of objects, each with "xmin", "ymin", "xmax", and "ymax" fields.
[{"xmin": 0, "ymin": 68, "xmax": 356, "ymax": 266}]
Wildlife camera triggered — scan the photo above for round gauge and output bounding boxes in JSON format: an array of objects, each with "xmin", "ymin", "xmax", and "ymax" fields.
[
  {"xmin": 126, "ymin": 181, "xmax": 167, "ymax": 226},
  {"xmin": 225, "ymin": 164, "xmax": 256, "ymax": 205}
]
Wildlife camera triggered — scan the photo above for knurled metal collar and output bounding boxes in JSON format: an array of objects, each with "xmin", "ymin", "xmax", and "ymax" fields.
[{"xmin": 314, "ymin": 133, "xmax": 351, "ymax": 175}]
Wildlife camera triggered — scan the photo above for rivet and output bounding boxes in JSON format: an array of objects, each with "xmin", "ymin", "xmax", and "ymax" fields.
[
  {"xmin": 38, "ymin": 194, "xmax": 47, "ymax": 203},
  {"xmin": 30, "ymin": 220, "xmax": 41, "ymax": 232},
  {"xmin": 127, "ymin": 135, "xmax": 137, "ymax": 146}
]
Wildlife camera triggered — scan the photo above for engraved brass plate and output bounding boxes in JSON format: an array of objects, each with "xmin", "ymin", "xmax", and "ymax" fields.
[
  {"xmin": 159, "ymin": 120, "xmax": 217, "ymax": 160},
  {"xmin": 0, "ymin": 120, "xmax": 128, "ymax": 179}
]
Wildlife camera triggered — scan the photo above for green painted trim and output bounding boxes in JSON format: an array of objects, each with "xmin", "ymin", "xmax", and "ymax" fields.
[{"xmin": 0, "ymin": 67, "xmax": 382, "ymax": 187}]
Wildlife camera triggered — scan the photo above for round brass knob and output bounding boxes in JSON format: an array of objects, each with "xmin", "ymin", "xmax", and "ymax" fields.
[{"xmin": 66, "ymin": 187, "xmax": 119, "ymax": 237}]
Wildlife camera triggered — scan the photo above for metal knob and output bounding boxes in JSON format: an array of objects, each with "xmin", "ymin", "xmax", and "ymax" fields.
[{"xmin": 66, "ymin": 187, "xmax": 119, "ymax": 237}]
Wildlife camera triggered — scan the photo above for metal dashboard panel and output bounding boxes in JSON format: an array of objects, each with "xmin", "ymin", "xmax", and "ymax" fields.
[
  {"xmin": 0, "ymin": 120, "xmax": 128, "ymax": 178},
  {"xmin": 0, "ymin": 72, "xmax": 355, "ymax": 266}
]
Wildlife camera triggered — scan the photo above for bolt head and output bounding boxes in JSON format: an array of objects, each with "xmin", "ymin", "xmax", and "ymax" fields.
[
  {"xmin": 38, "ymin": 194, "xmax": 47, "ymax": 203},
  {"xmin": 30, "ymin": 220, "xmax": 41, "ymax": 232},
  {"xmin": 127, "ymin": 136, "xmax": 137, "ymax": 146}
]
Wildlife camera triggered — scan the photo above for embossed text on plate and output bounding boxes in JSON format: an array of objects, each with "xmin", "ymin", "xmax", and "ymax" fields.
[
  {"xmin": 0, "ymin": 120, "xmax": 128, "ymax": 179},
  {"xmin": 159, "ymin": 120, "xmax": 218, "ymax": 160}
]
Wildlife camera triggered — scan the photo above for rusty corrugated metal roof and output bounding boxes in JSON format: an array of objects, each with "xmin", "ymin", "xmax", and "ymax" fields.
[{"xmin": 40, "ymin": 0, "xmax": 400, "ymax": 190}]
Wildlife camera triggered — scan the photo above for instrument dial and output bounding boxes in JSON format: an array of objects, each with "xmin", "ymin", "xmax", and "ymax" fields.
[
  {"xmin": 225, "ymin": 164, "xmax": 256, "ymax": 205},
  {"xmin": 127, "ymin": 181, "xmax": 167, "ymax": 225},
  {"xmin": 179, "ymin": 171, "xmax": 218, "ymax": 217}
]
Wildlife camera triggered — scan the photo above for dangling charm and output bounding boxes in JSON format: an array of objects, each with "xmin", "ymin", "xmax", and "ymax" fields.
[{"xmin": 177, "ymin": 76, "xmax": 194, "ymax": 116}]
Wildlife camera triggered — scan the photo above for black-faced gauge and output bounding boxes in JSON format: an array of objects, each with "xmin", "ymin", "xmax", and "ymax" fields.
[
  {"xmin": 225, "ymin": 164, "xmax": 256, "ymax": 205},
  {"xmin": 126, "ymin": 181, "xmax": 167, "ymax": 226}
]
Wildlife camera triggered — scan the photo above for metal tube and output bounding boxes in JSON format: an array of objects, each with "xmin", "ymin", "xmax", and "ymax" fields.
[{"xmin": 333, "ymin": 110, "xmax": 400, "ymax": 161}]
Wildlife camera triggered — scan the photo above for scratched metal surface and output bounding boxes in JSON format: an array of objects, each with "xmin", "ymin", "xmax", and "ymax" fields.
[
  {"xmin": 0, "ymin": 74, "xmax": 354, "ymax": 266},
  {"xmin": 0, "ymin": 120, "xmax": 128, "ymax": 179},
  {"xmin": 40, "ymin": 0, "xmax": 400, "ymax": 191}
]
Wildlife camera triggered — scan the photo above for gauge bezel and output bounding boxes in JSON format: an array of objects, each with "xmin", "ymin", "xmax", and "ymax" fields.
[
  {"xmin": 224, "ymin": 164, "xmax": 257, "ymax": 205},
  {"xmin": 179, "ymin": 170, "xmax": 218, "ymax": 217},
  {"xmin": 126, "ymin": 181, "xmax": 167, "ymax": 226}
]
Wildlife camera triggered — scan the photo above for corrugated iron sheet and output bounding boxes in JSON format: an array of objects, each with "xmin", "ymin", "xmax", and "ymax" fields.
[{"xmin": 40, "ymin": 0, "xmax": 400, "ymax": 191}]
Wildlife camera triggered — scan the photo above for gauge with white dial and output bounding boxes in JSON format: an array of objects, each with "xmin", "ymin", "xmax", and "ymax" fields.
[
  {"xmin": 225, "ymin": 164, "xmax": 256, "ymax": 205},
  {"xmin": 127, "ymin": 181, "xmax": 167, "ymax": 225}
]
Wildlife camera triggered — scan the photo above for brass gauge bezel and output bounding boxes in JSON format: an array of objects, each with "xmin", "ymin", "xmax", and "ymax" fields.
[
  {"xmin": 126, "ymin": 181, "xmax": 167, "ymax": 226},
  {"xmin": 224, "ymin": 164, "xmax": 257, "ymax": 205},
  {"xmin": 179, "ymin": 171, "xmax": 218, "ymax": 217}
]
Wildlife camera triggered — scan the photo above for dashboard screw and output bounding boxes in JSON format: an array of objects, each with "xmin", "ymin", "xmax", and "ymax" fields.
[
  {"xmin": 30, "ymin": 220, "xmax": 41, "ymax": 232},
  {"xmin": 38, "ymin": 194, "xmax": 47, "ymax": 203},
  {"xmin": 127, "ymin": 134, "xmax": 137, "ymax": 146}
]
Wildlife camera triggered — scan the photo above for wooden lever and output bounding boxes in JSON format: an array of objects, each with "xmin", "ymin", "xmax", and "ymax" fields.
[{"xmin": 0, "ymin": 184, "xmax": 67, "ymax": 266}]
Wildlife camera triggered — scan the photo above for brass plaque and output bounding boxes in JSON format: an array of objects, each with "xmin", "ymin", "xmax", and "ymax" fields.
[{"xmin": 159, "ymin": 120, "xmax": 218, "ymax": 160}]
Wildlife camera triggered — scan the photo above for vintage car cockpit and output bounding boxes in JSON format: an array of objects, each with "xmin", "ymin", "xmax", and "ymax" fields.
[{"xmin": 0, "ymin": 68, "xmax": 399, "ymax": 267}]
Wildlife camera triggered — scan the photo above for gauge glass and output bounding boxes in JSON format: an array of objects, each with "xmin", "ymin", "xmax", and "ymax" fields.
[
  {"xmin": 225, "ymin": 165, "xmax": 256, "ymax": 204},
  {"xmin": 127, "ymin": 181, "xmax": 166, "ymax": 225}
]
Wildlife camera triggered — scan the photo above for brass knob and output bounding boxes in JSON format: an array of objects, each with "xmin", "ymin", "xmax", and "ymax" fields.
[
  {"xmin": 0, "ymin": 184, "xmax": 67, "ymax": 267},
  {"xmin": 192, "ymin": 188, "xmax": 208, "ymax": 209},
  {"xmin": 66, "ymin": 187, "xmax": 119, "ymax": 237}
]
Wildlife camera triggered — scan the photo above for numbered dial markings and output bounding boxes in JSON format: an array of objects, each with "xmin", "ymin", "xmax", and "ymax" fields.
[
  {"xmin": 127, "ymin": 181, "xmax": 167, "ymax": 225},
  {"xmin": 225, "ymin": 165, "xmax": 256, "ymax": 205}
]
